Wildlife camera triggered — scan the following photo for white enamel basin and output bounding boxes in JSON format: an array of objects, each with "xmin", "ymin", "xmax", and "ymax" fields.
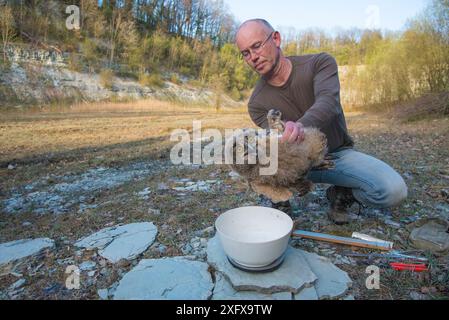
[{"xmin": 215, "ymin": 206, "xmax": 293, "ymax": 267}]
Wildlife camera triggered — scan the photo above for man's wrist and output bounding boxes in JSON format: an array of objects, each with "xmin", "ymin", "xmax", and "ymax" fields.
[
  {"xmin": 296, "ymin": 117, "xmax": 315, "ymax": 128},
  {"xmin": 295, "ymin": 120, "xmax": 305, "ymax": 128}
]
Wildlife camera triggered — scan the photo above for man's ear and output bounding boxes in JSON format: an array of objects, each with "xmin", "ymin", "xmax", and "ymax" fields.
[{"xmin": 273, "ymin": 31, "xmax": 281, "ymax": 48}]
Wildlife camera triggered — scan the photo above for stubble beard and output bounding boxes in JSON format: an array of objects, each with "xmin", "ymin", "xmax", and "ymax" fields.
[{"xmin": 261, "ymin": 48, "xmax": 281, "ymax": 81}]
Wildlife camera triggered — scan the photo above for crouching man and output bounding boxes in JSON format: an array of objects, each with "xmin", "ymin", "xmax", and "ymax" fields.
[{"xmin": 235, "ymin": 19, "xmax": 407, "ymax": 224}]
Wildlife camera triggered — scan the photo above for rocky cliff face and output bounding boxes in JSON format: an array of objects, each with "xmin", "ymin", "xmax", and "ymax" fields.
[
  {"xmin": 0, "ymin": 46, "xmax": 241, "ymax": 108},
  {"xmin": 0, "ymin": 45, "xmax": 357, "ymax": 109}
]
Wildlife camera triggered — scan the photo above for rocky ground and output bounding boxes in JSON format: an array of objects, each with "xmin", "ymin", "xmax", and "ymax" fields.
[{"xmin": 0, "ymin": 105, "xmax": 448, "ymax": 300}]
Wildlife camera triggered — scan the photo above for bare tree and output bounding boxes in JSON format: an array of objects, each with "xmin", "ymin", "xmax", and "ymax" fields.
[
  {"xmin": 107, "ymin": 7, "xmax": 137, "ymax": 66},
  {"xmin": 0, "ymin": 5, "xmax": 16, "ymax": 60}
]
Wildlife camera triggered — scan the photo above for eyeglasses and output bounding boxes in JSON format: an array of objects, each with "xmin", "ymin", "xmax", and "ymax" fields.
[{"xmin": 240, "ymin": 32, "xmax": 274, "ymax": 60}]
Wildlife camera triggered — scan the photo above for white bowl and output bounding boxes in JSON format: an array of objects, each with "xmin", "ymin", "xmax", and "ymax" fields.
[{"xmin": 215, "ymin": 206, "xmax": 293, "ymax": 267}]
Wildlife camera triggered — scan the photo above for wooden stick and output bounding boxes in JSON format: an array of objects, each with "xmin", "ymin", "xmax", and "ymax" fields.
[
  {"xmin": 292, "ymin": 230, "xmax": 392, "ymax": 251},
  {"xmin": 351, "ymin": 232, "xmax": 393, "ymax": 249}
]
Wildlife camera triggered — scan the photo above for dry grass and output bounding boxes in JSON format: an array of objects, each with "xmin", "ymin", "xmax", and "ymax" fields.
[
  {"xmin": 0, "ymin": 98, "xmax": 448, "ymax": 300},
  {"xmin": 0, "ymin": 99, "xmax": 251, "ymax": 172},
  {"xmin": 392, "ymin": 91, "xmax": 449, "ymax": 122}
]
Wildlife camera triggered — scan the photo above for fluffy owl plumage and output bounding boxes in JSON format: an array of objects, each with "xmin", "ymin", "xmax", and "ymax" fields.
[{"xmin": 230, "ymin": 109, "xmax": 333, "ymax": 202}]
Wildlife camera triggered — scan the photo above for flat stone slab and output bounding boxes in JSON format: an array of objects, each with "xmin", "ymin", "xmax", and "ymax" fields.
[
  {"xmin": 409, "ymin": 218, "xmax": 449, "ymax": 255},
  {"xmin": 113, "ymin": 257, "xmax": 213, "ymax": 300},
  {"xmin": 75, "ymin": 222, "xmax": 157, "ymax": 263},
  {"xmin": 294, "ymin": 286, "xmax": 319, "ymax": 300},
  {"xmin": 299, "ymin": 251, "xmax": 352, "ymax": 300},
  {"xmin": 212, "ymin": 273, "xmax": 293, "ymax": 300},
  {"xmin": 0, "ymin": 238, "xmax": 54, "ymax": 265},
  {"xmin": 207, "ymin": 235, "xmax": 317, "ymax": 294}
]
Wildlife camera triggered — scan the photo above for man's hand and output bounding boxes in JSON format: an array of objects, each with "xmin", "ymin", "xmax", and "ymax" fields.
[{"xmin": 280, "ymin": 121, "xmax": 305, "ymax": 144}]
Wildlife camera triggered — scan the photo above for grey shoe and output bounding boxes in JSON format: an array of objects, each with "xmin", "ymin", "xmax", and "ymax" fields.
[{"xmin": 326, "ymin": 186, "xmax": 357, "ymax": 225}]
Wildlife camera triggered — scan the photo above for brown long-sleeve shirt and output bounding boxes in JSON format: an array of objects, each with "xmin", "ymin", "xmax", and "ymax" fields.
[{"xmin": 248, "ymin": 52, "xmax": 354, "ymax": 152}]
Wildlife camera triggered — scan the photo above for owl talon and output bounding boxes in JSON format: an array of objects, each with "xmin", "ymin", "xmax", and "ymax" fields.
[{"xmin": 312, "ymin": 159, "xmax": 335, "ymax": 170}]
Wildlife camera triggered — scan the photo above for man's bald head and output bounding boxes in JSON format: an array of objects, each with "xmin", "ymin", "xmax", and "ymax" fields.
[
  {"xmin": 236, "ymin": 19, "xmax": 274, "ymax": 41},
  {"xmin": 235, "ymin": 19, "xmax": 283, "ymax": 77}
]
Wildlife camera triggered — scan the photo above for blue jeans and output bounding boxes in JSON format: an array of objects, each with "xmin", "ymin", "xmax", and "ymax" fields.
[{"xmin": 306, "ymin": 148, "xmax": 408, "ymax": 208}]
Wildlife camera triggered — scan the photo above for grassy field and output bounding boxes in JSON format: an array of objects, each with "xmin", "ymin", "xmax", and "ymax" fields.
[{"xmin": 0, "ymin": 99, "xmax": 448, "ymax": 300}]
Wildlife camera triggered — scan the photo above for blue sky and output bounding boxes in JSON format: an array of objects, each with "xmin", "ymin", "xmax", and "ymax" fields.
[{"xmin": 224, "ymin": 0, "xmax": 429, "ymax": 33}]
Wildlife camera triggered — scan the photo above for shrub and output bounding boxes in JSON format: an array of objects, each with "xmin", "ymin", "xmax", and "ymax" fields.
[
  {"xmin": 393, "ymin": 91, "xmax": 449, "ymax": 122},
  {"xmin": 179, "ymin": 66, "xmax": 192, "ymax": 76},
  {"xmin": 187, "ymin": 79, "xmax": 205, "ymax": 88},
  {"xmin": 229, "ymin": 87, "xmax": 242, "ymax": 101},
  {"xmin": 138, "ymin": 73, "xmax": 164, "ymax": 88},
  {"xmin": 99, "ymin": 69, "xmax": 114, "ymax": 89},
  {"xmin": 170, "ymin": 73, "xmax": 181, "ymax": 85},
  {"xmin": 68, "ymin": 53, "xmax": 83, "ymax": 72},
  {"xmin": 0, "ymin": 56, "xmax": 11, "ymax": 71}
]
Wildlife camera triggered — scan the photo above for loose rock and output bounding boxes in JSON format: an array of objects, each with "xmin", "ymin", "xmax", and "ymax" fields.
[
  {"xmin": 79, "ymin": 261, "xmax": 96, "ymax": 271},
  {"xmin": 9, "ymin": 279, "xmax": 26, "ymax": 291},
  {"xmin": 299, "ymin": 251, "xmax": 352, "ymax": 300},
  {"xmin": 409, "ymin": 218, "xmax": 449, "ymax": 255},
  {"xmin": 212, "ymin": 273, "xmax": 292, "ymax": 300},
  {"xmin": 0, "ymin": 238, "xmax": 54, "ymax": 265},
  {"xmin": 97, "ymin": 289, "xmax": 109, "ymax": 300},
  {"xmin": 75, "ymin": 222, "xmax": 157, "ymax": 263},
  {"xmin": 113, "ymin": 257, "xmax": 213, "ymax": 300},
  {"xmin": 207, "ymin": 235, "xmax": 317, "ymax": 294}
]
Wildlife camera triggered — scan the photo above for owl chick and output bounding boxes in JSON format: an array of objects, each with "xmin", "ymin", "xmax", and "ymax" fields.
[
  {"xmin": 267, "ymin": 109, "xmax": 285, "ymax": 133},
  {"xmin": 230, "ymin": 109, "xmax": 333, "ymax": 203}
]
